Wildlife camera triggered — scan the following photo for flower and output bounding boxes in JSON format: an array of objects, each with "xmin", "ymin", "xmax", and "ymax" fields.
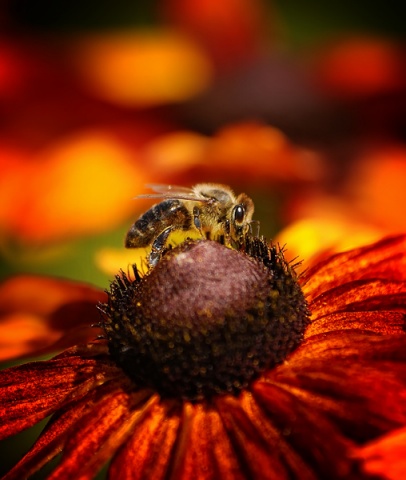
[
  {"xmin": 275, "ymin": 144, "xmax": 406, "ymax": 269},
  {"xmin": 1, "ymin": 234, "xmax": 406, "ymax": 479},
  {"xmin": 0, "ymin": 133, "xmax": 150, "ymax": 244},
  {"xmin": 0, "ymin": 275, "xmax": 106, "ymax": 362}
]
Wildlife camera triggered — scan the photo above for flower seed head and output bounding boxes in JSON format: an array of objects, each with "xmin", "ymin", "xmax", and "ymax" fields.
[{"xmin": 101, "ymin": 238, "xmax": 310, "ymax": 400}]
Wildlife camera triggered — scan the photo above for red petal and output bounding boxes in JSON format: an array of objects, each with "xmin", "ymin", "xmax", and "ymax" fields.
[
  {"xmin": 2, "ymin": 380, "xmax": 127, "ymax": 480},
  {"xmin": 170, "ymin": 402, "xmax": 244, "ymax": 480},
  {"xmin": 216, "ymin": 393, "xmax": 313, "ymax": 479},
  {"xmin": 203, "ymin": 406, "xmax": 245, "ymax": 479},
  {"xmin": 305, "ymin": 310, "xmax": 405, "ymax": 337},
  {"xmin": 170, "ymin": 403, "xmax": 216, "ymax": 479},
  {"xmin": 161, "ymin": 0, "xmax": 266, "ymax": 71},
  {"xmin": 290, "ymin": 331, "xmax": 406, "ymax": 365},
  {"xmin": 215, "ymin": 399, "xmax": 285, "ymax": 478},
  {"xmin": 0, "ymin": 344, "xmax": 116, "ymax": 439},
  {"xmin": 355, "ymin": 426, "xmax": 406, "ymax": 479},
  {"xmin": 302, "ymin": 235, "xmax": 406, "ymax": 303},
  {"xmin": 247, "ymin": 383, "xmax": 355, "ymax": 478},
  {"xmin": 109, "ymin": 399, "xmax": 181, "ymax": 480},
  {"xmin": 46, "ymin": 390, "xmax": 156, "ymax": 480},
  {"xmin": 274, "ymin": 332, "xmax": 406, "ymax": 441},
  {"xmin": 0, "ymin": 275, "xmax": 106, "ymax": 361},
  {"xmin": 308, "ymin": 278, "xmax": 406, "ymax": 320},
  {"xmin": 237, "ymin": 391, "xmax": 317, "ymax": 479}
]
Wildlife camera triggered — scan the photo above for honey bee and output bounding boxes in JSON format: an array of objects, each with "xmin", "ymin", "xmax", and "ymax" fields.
[{"xmin": 125, "ymin": 183, "xmax": 255, "ymax": 267}]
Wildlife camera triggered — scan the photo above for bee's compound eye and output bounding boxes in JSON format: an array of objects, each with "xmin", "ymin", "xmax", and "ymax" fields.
[{"xmin": 233, "ymin": 205, "xmax": 245, "ymax": 225}]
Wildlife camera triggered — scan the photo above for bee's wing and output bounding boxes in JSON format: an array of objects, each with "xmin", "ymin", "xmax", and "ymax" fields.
[
  {"xmin": 146, "ymin": 184, "xmax": 195, "ymax": 195},
  {"xmin": 136, "ymin": 184, "xmax": 211, "ymax": 203}
]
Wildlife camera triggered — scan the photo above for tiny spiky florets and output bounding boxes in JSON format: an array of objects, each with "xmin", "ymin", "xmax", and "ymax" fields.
[{"xmin": 100, "ymin": 238, "xmax": 310, "ymax": 400}]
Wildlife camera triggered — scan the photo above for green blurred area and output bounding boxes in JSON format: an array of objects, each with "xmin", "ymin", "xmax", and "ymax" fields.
[
  {"xmin": 274, "ymin": 0, "xmax": 405, "ymax": 45},
  {"xmin": 6, "ymin": 0, "xmax": 404, "ymax": 41},
  {"xmin": 0, "ymin": 225, "xmax": 128, "ymax": 288}
]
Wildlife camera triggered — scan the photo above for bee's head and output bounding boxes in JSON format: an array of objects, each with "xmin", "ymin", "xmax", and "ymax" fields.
[{"xmin": 230, "ymin": 193, "xmax": 255, "ymax": 238}]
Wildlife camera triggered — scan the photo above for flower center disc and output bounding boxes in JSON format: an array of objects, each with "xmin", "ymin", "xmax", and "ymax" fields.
[{"xmin": 102, "ymin": 239, "xmax": 309, "ymax": 400}]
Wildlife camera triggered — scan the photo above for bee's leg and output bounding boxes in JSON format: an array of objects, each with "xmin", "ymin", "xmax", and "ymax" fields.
[
  {"xmin": 193, "ymin": 206, "xmax": 205, "ymax": 238},
  {"xmin": 224, "ymin": 219, "xmax": 230, "ymax": 236},
  {"xmin": 148, "ymin": 226, "xmax": 174, "ymax": 267},
  {"xmin": 221, "ymin": 219, "xmax": 231, "ymax": 246}
]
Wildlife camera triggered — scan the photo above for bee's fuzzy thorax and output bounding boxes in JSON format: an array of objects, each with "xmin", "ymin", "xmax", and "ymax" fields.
[{"xmin": 100, "ymin": 238, "xmax": 310, "ymax": 400}]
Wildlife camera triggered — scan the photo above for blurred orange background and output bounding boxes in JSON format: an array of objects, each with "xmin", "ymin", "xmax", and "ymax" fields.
[
  {"xmin": 0, "ymin": 1, "xmax": 405, "ymax": 477},
  {"xmin": 0, "ymin": 0, "xmax": 405, "ymax": 283}
]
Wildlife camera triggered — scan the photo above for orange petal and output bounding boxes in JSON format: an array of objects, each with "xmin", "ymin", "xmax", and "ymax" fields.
[
  {"xmin": 356, "ymin": 426, "xmax": 406, "ymax": 479},
  {"xmin": 71, "ymin": 30, "xmax": 213, "ymax": 107},
  {"xmin": 15, "ymin": 131, "xmax": 147, "ymax": 243},
  {"xmin": 142, "ymin": 130, "xmax": 210, "ymax": 177},
  {"xmin": 302, "ymin": 235, "xmax": 406, "ymax": 304},
  {"xmin": 275, "ymin": 215, "xmax": 383, "ymax": 270},
  {"xmin": 348, "ymin": 145, "xmax": 406, "ymax": 232},
  {"xmin": 207, "ymin": 123, "xmax": 323, "ymax": 184},
  {"xmin": 0, "ymin": 149, "xmax": 32, "ymax": 235},
  {"xmin": 0, "ymin": 275, "xmax": 106, "ymax": 361},
  {"xmin": 145, "ymin": 122, "xmax": 324, "ymax": 186}
]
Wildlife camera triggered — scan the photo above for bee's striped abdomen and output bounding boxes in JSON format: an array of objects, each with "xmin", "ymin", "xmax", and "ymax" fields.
[{"xmin": 125, "ymin": 200, "xmax": 191, "ymax": 248}]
